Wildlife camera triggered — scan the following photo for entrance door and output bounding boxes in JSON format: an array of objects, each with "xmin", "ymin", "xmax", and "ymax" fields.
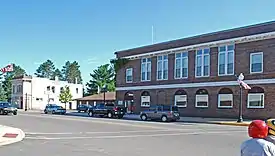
[{"xmin": 124, "ymin": 92, "xmax": 134, "ymax": 114}]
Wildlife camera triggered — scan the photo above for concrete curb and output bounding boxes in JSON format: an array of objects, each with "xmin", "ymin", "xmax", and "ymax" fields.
[
  {"xmin": 0, "ymin": 125, "xmax": 25, "ymax": 146},
  {"xmin": 123, "ymin": 116, "xmax": 251, "ymax": 127}
]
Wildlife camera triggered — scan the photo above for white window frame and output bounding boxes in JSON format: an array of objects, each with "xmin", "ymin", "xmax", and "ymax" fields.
[
  {"xmin": 195, "ymin": 48, "xmax": 210, "ymax": 77},
  {"xmin": 218, "ymin": 94, "xmax": 233, "ymax": 108},
  {"xmin": 141, "ymin": 95, "xmax": 150, "ymax": 107},
  {"xmin": 250, "ymin": 52, "xmax": 263, "ymax": 74},
  {"xmin": 126, "ymin": 68, "xmax": 133, "ymax": 83},
  {"xmin": 174, "ymin": 52, "xmax": 188, "ymax": 79},
  {"xmin": 218, "ymin": 44, "xmax": 235, "ymax": 76},
  {"xmin": 174, "ymin": 95, "xmax": 187, "ymax": 107},
  {"xmin": 141, "ymin": 58, "xmax": 151, "ymax": 81},
  {"xmin": 157, "ymin": 55, "xmax": 168, "ymax": 80},
  {"xmin": 195, "ymin": 94, "xmax": 208, "ymax": 108},
  {"xmin": 247, "ymin": 93, "xmax": 264, "ymax": 108}
]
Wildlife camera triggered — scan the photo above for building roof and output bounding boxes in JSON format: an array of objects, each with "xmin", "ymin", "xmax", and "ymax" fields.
[
  {"xmin": 115, "ymin": 20, "xmax": 275, "ymax": 58},
  {"xmin": 75, "ymin": 92, "xmax": 116, "ymax": 101}
]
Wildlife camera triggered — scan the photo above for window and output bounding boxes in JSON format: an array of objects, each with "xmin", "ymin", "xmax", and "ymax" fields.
[
  {"xmin": 157, "ymin": 55, "xmax": 168, "ymax": 80},
  {"xmin": 196, "ymin": 48, "xmax": 210, "ymax": 77},
  {"xmin": 218, "ymin": 88, "xmax": 233, "ymax": 108},
  {"xmin": 247, "ymin": 87, "xmax": 264, "ymax": 108},
  {"xmin": 250, "ymin": 52, "xmax": 263, "ymax": 73},
  {"xmin": 126, "ymin": 68, "xmax": 133, "ymax": 83},
  {"xmin": 141, "ymin": 91, "xmax": 150, "ymax": 107},
  {"xmin": 175, "ymin": 52, "xmax": 188, "ymax": 79},
  {"xmin": 76, "ymin": 88, "xmax": 79, "ymax": 94},
  {"xmin": 47, "ymin": 86, "xmax": 50, "ymax": 91},
  {"xmin": 12, "ymin": 85, "xmax": 15, "ymax": 94},
  {"xmin": 52, "ymin": 86, "xmax": 55, "ymax": 93},
  {"xmin": 218, "ymin": 44, "xmax": 234, "ymax": 75},
  {"xmin": 16, "ymin": 85, "xmax": 22, "ymax": 93},
  {"xmin": 195, "ymin": 89, "xmax": 208, "ymax": 107},
  {"xmin": 174, "ymin": 90, "xmax": 187, "ymax": 107},
  {"xmin": 141, "ymin": 58, "xmax": 151, "ymax": 81}
]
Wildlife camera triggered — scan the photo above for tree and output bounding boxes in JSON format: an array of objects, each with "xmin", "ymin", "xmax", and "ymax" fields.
[
  {"xmin": 51, "ymin": 68, "xmax": 63, "ymax": 80},
  {"xmin": 61, "ymin": 61, "xmax": 82, "ymax": 84},
  {"xmin": 2, "ymin": 64, "xmax": 26, "ymax": 101},
  {"xmin": 86, "ymin": 64, "xmax": 115, "ymax": 95},
  {"xmin": 59, "ymin": 85, "xmax": 73, "ymax": 109},
  {"xmin": 0, "ymin": 82, "xmax": 7, "ymax": 101},
  {"xmin": 35, "ymin": 59, "xmax": 55, "ymax": 78}
]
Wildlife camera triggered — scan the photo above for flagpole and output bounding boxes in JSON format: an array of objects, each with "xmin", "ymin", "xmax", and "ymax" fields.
[{"xmin": 151, "ymin": 25, "xmax": 154, "ymax": 44}]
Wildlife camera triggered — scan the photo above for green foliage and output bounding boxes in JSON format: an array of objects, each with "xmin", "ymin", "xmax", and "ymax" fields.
[
  {"xmin": 86, "ymin": 64, "xmax": 115, "ymax": 95},
  {"xmin": 35, "ymin": 59, "xmax": 55, "ymax": 78},
  {"xmin": 52, "ymin": 69, "xmax": 63, "ymax": 80},
  {"xmin": 0, "ymin": 83, "xmax": 7, "ymax": 101},
  {"xmin": 2, "ymin": 64, "xmax": 26, "ymax": 101},
  {"xmin": 110, "ymin": 58, "xmax": 130, "ymax": 73},
  {"xmin": 59, "ymin": 85, "xmax": 73, "ymax": 109},
  {"xmin": 61, "ymin": 61, "xmax": 82, "ymax": 84}
]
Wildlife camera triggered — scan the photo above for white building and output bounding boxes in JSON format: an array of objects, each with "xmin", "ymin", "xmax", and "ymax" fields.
[{"xmin": 11, "ymin": 75, "xmax": 83, "ymax": 110}]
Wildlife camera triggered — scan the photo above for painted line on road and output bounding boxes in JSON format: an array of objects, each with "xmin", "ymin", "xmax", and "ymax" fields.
[
  {"xmin": 24, "ymin": 130, "xmax": 246, "ymax": 140},
  {"xmin": 19, "ymin": 113, "xmax": 185, "ymax": 130},
  {"xmin": 25, "ymin": 129, "xmax": 190, "ymax": 135}
]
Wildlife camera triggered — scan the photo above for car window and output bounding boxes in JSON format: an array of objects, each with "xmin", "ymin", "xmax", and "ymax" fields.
[
  {"xmin": 149, "ymin": 105, "xmax": 157, "ymax": 111},
  {"xmin": 157, "ymin": 106, "xmax": 162, "ymax": 111},
  {"xmin": 172, "ymin": 106, "xmax": 179, "ymax": 111},
  {"xmin": 162, "ymin": 105, "xmax": 170, "ymax": 111}
]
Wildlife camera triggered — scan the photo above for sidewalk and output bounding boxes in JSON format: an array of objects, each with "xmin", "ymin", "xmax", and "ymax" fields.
[
  {"xmin": 0, "ymin": 125, "xmax": 25, "ymax": 146},
  {"xmin": 123, "ymin": 114, "xmax": 251, "ymax": 126}
]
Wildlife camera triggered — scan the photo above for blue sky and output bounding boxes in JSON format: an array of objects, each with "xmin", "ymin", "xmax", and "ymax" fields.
[{"xmin": 0, "ymin": 0, "xmax": 275, "ymax": 84}]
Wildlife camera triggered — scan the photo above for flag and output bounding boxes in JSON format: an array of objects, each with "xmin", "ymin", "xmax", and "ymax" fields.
[
  {"xmin": 237, "ymin": 79, "xmax": 251, "ymax": 90},
  {"xmin": 0, "ymin": 64, "xmax": 14, "ymax": 73}
]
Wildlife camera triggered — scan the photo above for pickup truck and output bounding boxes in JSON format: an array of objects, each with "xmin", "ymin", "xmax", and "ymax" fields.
[{"xmin": 88, "ymin": 103, "xmax": 125, "ymax": 119}]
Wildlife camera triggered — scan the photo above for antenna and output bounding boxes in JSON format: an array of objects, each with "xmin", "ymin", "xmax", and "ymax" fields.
[{"xmin": 151, "ymin": 25, "xmax": 154, "ymax": 44}]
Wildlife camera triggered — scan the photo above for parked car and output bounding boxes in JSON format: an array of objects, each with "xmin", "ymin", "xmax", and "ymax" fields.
[
  {"xmin": 44, "ymin": 104, "xmax": 66, "ymax": 114},
  {"xmin": 140, "ymin": 105, "xmax": 180, "ymax": 122},
  {"xmin": 77, "ymin": 104, "xmax": 90, "ymax": 113},
  {"xmin": 0, "ymin": 102, "xmax": 17, "ymax": 115},
  {"xmin": 88, "ymin": 103, "xmax": 125, "ymax": 118}
]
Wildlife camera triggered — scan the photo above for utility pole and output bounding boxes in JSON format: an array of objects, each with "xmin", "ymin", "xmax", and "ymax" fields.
[{"xmin": 25, "ymin": 93, "xmax": 27, "ymax": 111}]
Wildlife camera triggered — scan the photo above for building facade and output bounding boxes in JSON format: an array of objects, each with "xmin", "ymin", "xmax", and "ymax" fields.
[
  {"xmin": 11, "ymin": 75, "xmax": 83, "ymax": 110},
  {"xmin": 75, "ymin": 92, "xmax": 116, "ymax": 106},
  {"xmin": 115, "ymin": 21, "xmax": 275, "ymax": 119}
]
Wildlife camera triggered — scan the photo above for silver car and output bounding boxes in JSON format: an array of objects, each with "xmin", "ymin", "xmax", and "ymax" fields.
[
  {"xmin": 140, "ymin": 105, "xmax": 180, "ymax": 122},
  {"xmin": 44, "ymin": 104, "xmax": 66, "ymax": 114}
]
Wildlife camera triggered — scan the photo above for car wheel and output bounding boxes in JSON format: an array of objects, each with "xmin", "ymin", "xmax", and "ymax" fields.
[
  {"xmin": 140, "ymin": 114, "xmax": 147, "ymax": 121},
  {"xmin": 0, "ymin": 110, "xmax": 3, "ymax": 115},
  {"xmin": 107, "ymin": 112, "xmax": 113, "ymax": 118},
  {"xmin": 161, "ymin": 115, "xmax": 168, "ymax": 122},
  {"xmin": 44, "ymin": 111, "xmax": 48, "ymax": 114},
  {"xmin": 118, "ymin": 115, "xmax": 123, "ymax": 119},
  {"xmin": 52, "ymin": 110, "xmax": 55, "ymax": 114},
  {"xmin": 88, "ymin": 111, "xmax": 94, "ymax": 117},
  {"xmin": 13, "ymin": 111, "xmax": 17, "ymax": 115}
]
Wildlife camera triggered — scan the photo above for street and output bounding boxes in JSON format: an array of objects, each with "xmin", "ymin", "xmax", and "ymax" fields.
[{"xmin": 0, "ymin": 111, "xmax": 248, "ymax": 156}]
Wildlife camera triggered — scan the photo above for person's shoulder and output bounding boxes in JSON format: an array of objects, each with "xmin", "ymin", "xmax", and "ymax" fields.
[{"xmin": 241, "ymin": 139, "xmax": 252, "ymax": 148}]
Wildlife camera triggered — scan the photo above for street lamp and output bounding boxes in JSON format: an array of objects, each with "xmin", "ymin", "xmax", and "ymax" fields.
[
  {"xmin": 237, "ymin": 73, "xmax": 244, "ymax": 123},
  {"xmin": 102, "ymin": 84, "xmax": 107, "ymax": 104}
]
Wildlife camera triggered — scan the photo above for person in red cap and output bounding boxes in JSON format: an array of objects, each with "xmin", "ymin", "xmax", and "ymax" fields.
[{"xmin": 241, "ymin": 120, "xmax": 275, "ymax": 156}]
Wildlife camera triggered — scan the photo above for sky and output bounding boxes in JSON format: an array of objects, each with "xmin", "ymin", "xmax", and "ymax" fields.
[{"xmin": 0, "ymin": 0, "xmax": 275, "ymax": 84}]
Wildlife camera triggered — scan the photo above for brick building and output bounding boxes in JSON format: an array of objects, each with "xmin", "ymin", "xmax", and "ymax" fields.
[{"xmin": 115, "ymin": 21, "xmax": 275, "ymax": 119}]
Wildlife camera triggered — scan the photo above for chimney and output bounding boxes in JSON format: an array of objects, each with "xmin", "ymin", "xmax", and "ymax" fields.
[
  {"xmin": 97, "ymin": 85, "xmax": 101, "ymax": 94},
  {"xmin": 75, "ymin": 77, "xmax": 78, "ymax": 84}
]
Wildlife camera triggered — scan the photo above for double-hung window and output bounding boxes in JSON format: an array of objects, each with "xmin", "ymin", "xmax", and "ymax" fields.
[
  {"xmin": 126, "ymin": 68, "xmax": 133, "ymax": 83},
  {"xmin": 141, "ymin": 58, "xmax": 151, "ymax": 81},
  {"xmin": 250, "ymin": 52, "xmax": 263, "ymax": 73},
  {"xmin": 196, "ymin": 48, "xmax": 210, "ymax": 77},
  {"xmin": 218, "ymin": 45, "xmax": 234, "ymax": 76},
  {"xmin": 175, "ymin": 52, "xmax": 188, "ymax": 79},
  {"xmin": 157, "ymin": 55, "xmax": 168, "ymax": 80}
]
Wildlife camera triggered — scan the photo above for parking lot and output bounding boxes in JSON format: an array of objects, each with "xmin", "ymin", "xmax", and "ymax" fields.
[{"xmin": 0, "ymin": 111, "xmax": 248, "ymax": 156}]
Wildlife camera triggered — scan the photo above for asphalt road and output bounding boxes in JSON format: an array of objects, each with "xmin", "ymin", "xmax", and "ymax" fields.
[{"xmin": 0, "ymin": 111, "xmax": 248, "ymax": 156}]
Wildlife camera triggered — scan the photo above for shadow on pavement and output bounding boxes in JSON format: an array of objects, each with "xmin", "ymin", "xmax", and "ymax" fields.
[{"xmin": 63, "ymin": 112, "xmax": 197, "ymax": 125}]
